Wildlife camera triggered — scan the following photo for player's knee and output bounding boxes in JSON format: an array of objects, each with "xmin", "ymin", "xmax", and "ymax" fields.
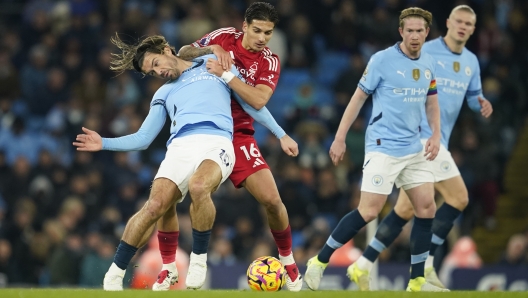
[
  {"xmin": 357, "ymin": 207, "xmax": 381, "ymax": 223},
  {"xmin": 259, "ymin": 193, "xmax": 282, "ymax": 210},
  {"xmin": 447, "ymin": 189, "xmax": 469, "ymax": 210},
  {"xmin": 394, "ymin": 203, "xmax": 414, "ymax": 221},
  {"xmin": 143, "ymin": 198, "xmax": 166, "ymax": 219},
  {"xmin": 415, "ymin": 199, "xmax": 436, "ymax": 218},
  {"xmin": 188, "ymin": 176, "xmax": 210, "ymax": 199}
]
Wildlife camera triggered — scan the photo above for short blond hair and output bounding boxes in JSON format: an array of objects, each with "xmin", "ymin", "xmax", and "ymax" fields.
[
  {"xmin": 450, "ymin": 5, "xmax": 476, "ymax": 21},
  {"xmin": 399, "ymin": 7, "xmax": 433, "ymax": 28}
]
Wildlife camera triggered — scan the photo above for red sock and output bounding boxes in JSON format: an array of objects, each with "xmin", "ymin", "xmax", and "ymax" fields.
[
  {"xmin": 270, "ymin": 225, "xmax": 292, "ymax": 257},
  {"xmin": 158, "ymin": 231, "xmax": 179, "ymax": 264}
]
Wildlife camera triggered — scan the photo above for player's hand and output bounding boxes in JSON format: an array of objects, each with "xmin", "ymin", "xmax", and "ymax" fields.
[
  {"xmin": 73, "ymin": 127, "xmax": 103, "ymax": 151},
  {"xmin": 478, "ymin": 96, "xmax": 493, "ymax": 118},
  {"xmin": 206, "ymin": 58, "xmax": 226, "ymax": 77},
  {"xmin": 210, "ymin": 44, "xmax": 233, "ymax": 70},
  {"xmin": 279, "ymin": 135, "xmax": 299, "ymax": 157},
  {"xmin": 424, "ymin": 133, "xmax": 440, "ymax": 161},
  {"xmin": 329, "ymin": 139, "xmax": 346, "ymax": 166}
]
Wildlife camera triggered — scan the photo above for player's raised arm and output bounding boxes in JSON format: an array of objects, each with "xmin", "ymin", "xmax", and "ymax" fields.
[{"xmin": 206, "ymin": 58, "xmax": 273, "ymax": 110}]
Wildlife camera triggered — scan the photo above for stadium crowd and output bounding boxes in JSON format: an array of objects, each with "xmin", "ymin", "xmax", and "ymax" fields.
[{"xmin": 0, "ymin": 0, "xmax": 527, "ymax": 287}]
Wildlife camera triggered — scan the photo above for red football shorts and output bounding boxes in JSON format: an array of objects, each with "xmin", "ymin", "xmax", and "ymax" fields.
[{"xmin": 229, "ymin": 134, "xmax": 270, "ymax": 188}]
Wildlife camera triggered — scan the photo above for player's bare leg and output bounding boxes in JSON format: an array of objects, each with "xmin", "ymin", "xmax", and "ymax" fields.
[
  {"xmin": 186, "ymin": 159, "xmax": 223, "ymax": 290},
  {"xmin": 153, "ymin": 202, "xmax": 180, "ymax": 291},
  {"xmin": 104, "ymin": 178, "xmax": 181, "ymax": 291},
  {"xmin": 243, "ymin": 169, "xmax": 302, "ymax": 291}
]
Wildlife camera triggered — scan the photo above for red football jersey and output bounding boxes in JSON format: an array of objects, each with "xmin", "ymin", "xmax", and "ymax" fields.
[{"xmin": 192, "ymin": 27, "xmax": 281, "ymax": 136}]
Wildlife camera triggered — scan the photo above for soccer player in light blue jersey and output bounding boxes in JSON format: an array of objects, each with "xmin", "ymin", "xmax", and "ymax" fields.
[
  {"xmin": 304, "ymin": 7, "xmax": 449, "ymax": 292},
  {"xmin": 352, "ymin": 5, "xmax": 493, "ymax": 290},
  {"xmin": 72, "ymin": 34, "xmax": 295, "ymax": 291}
]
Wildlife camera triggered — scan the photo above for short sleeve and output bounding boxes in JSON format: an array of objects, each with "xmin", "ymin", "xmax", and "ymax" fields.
[
  {"xmin": 255, "ymin": 52, "xmax": 280, "ymax": 91},
  {"xmin": 358, "ymin": 54, "xmax": 383, "ymax": 95},
  {"xmin": 467, "ymin": 58, "xmax": 482, "ymax": 96}
]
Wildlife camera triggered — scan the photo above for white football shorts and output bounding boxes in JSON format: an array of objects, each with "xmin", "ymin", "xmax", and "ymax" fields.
[
  {"xmin": 361, "ymin": 151, "xmax": 434, "ymax": 195},
  {"xmin": 419, "ymin": 139, "xmax": 460, "ymax": 182},
  {"xmin": 155, "ymin": 134, "xmax": 235, "ymax": 201}
]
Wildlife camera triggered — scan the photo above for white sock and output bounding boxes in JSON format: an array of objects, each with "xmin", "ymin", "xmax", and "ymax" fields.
[
  {"xmin": 355, "ymin": 256, "xmax": 373, "ymax": 271},
  {"xmin": 108, "ymin": 262, "xmax": 126, "ymax": 276},
  {"xmin": 425, "ymin": 255, "xmax": 434, "ymax": 269},
  {"xmin": 190, "ymin": 252, "xmax": 207, "ymax": 264},
  {"xmin": 162, "ymin": 262, "xmax": 177, "ymax": 272},
  {"xmin": 279, "ymin": 252, "xmax": 295, "ymax": 266}
]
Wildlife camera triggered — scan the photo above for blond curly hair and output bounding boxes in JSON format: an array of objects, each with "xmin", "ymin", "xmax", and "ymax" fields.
[{"xmin": 109, "ymin": 34, "xmax": 176, "ymax": 75}]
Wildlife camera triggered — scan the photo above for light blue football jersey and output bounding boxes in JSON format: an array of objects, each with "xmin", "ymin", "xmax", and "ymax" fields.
[
  {"xmin": 359, "ymin": 43, "xmax": 438, "ymax": 157},
  {"xmin": 153, "ymin": 54, "xmax": 236, "ymax": 144},
  {"xmin": 420, "ymin": 37, "xmax": 482, "ymax": 147}
]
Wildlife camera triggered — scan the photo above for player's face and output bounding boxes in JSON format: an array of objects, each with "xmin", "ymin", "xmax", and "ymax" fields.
[
  {"xmin": 446, "ymin": 10, "xmax": 476, "ymax": 44},
  {"xmin": 242, "ymin": 20, "xmax": 274, "ymax": 52},
  {"xmin": 141, "ymin": 47, "xmax": 181, "ymax": 80},
  {"xmin": 399, "ymin": 17, "xmax": 430, "ymax": 57}
]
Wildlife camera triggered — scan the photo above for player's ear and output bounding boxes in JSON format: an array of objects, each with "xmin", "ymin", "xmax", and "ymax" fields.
[
  {"xmin": 242, "ymin": 21, "xmax": 248, "ymax": 33},
  {"xmin": 398, "ymin": 26, "xmax": 403, "ymax": 37},
  {"xmin": 163, "ymin": 46, "xmax": 173, "ymax": 56},
  {"xmin": 425, "ymin": 26, "xmax": 430, "ymax": 36}
]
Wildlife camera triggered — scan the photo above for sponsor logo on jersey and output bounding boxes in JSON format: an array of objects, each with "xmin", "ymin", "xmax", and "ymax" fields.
[{"xmin": 260, "ymin": 74, "xmax": 276, "ymax": 86}]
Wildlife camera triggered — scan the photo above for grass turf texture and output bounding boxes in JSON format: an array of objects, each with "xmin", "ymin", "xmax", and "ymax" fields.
[{"xmin": 0, "ymin": 290, "xmax": 526, "ymax": 298}]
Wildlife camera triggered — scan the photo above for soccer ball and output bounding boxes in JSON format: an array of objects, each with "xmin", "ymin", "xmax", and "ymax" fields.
[{"xmin": 247, "ymin": 256, "xmax": 287, "ymax": 291}]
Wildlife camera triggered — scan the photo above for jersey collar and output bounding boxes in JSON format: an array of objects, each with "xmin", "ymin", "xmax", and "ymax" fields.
[
  {"xmin": 182, "ymin": 58, "xmax": 205, "ymax": 74},
  {"xmin": 394, "ymin": 42, "xmax": 420, "ymax": 60}
]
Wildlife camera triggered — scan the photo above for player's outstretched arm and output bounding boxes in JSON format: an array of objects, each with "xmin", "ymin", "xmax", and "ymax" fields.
[
  {"xmin": 73, "ymin": 127, "xmax": 102, "ymax": 151},
  {"xmin": 178, "ymin": 45, "xmax": 233, "ymax": 70},
  {"xmin": 206, "ymin": 58, "xmax": 272, "ymax": 110},
  {"xmin": 78, "ymin": 105, "xmax": 167, "ymax": 152},
  {"xmin": 424, "ymin": 94, "xmax": 441, "ymax": 161},
  {"xmin": 329, "ymin": 87, "xmax": 369, "ymax": 166}
]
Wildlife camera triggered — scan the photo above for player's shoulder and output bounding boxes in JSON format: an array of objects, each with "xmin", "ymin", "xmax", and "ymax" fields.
[
  {"xmin": 462, "ymin": 47, "xmax": 479, "ymax": 64},
  {"xmin": 369, "ymin": 48, "xmax": 389, "ymax": 64},
  {"xmin": 208, "ymin": 27, "xmax": 242, "ymax": 39},
  {"xmin": 258, "ymin": 47, "xmax": 280, "ymax": 71},
  {"xmin": 152, "ymin": 80, "xmax": 176, "ymax": 100}
]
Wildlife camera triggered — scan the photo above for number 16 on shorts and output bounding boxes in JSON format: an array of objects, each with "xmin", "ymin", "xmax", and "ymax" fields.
[{"xmin": 240, "ymin": 143, "xmax": 265, "ymax": 168}]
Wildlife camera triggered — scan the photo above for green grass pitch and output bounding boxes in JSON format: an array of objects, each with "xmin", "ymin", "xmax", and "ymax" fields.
[{"xmin": 0, "ymin": 289, "xmax": 526, "ymax": 298}]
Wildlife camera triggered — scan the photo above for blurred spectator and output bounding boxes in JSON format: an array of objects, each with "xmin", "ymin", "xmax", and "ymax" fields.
[
  {"xmin": 440, "ymin": 237, "xmax": 483, "ymax": 288},
  {"xmin": 49, "ymin": 233, "xmax": 84, "ymax": 285},
  {"xmin": 498, "ymin": 234, "xmax": 527, "ymax": 266}
]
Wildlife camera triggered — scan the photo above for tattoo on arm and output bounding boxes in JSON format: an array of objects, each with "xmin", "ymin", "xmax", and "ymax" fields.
[{"xmin": 178, "ymin": 46, "xmax": 214, "ymax": 61}]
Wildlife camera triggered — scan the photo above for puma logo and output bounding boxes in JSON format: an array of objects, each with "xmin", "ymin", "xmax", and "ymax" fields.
[
  {"xmin": 437, "ymin": 61, "xmax": 446, "ymax": 69},
  {"xmin": 397, "ymin": 70, "xmax": 406, "ymax": 78}
]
